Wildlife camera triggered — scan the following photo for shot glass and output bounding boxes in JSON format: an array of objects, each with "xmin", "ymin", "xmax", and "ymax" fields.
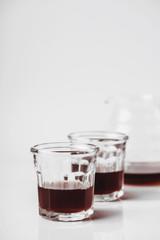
[
  {"xmin": 68, "ymin": 131, "xmax": 128, "ymax": 201},
  {"xmin": 30, "ymin": 142, "xmax": 98, "ymax": 221}
]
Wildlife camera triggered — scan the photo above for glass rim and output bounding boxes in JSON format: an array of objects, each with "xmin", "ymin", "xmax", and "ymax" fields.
[
  {"xmin": 68, "ymin": 131, "xmax": 129, "ymax": 144},
  {"xmin": 30, "ymin": 141, "xmax": 99, "ymax": 155}
]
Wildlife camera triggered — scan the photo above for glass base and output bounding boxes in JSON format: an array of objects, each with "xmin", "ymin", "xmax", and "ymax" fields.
[
  {"xmin": 94, "ymin": 190, "xmax": 124, "ymax": 202},
  {"xmin": 39, "ymin": 207, "xmax": 94, "ymax": 222}
]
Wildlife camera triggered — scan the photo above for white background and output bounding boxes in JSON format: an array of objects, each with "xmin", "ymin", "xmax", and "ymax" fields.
[{"xmin": 1, "ymin": 1, "xmax": 160, "ymax": 239}]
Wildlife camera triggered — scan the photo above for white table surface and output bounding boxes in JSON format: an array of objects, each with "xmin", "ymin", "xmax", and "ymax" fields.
[{"xmin": 1, "ymin": 163, "xmax": 160, "ymax": 240}]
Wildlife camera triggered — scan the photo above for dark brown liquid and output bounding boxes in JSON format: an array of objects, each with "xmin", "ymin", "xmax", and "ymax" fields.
[
  {"xmin": 124, "ymin": 173, "xmax": 160, "ymax": 185},
  {"xmin": 124, "ymin": 163, "xmax": 160, "ymax": 185},
  {"xmin": 95, "ymin": 170, "xmax": 123, "ymax": 194},
  {"xmin": 38, "ymin": 182, "xmax": 94, "ymax": 213}
]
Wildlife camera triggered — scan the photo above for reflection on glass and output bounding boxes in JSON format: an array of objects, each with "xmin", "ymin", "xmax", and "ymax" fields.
[
  {"xmin": 38, "ymin": 202, "xmax": 124, "ymax": 240},
  {"xmin": 93, "ymin": 202, "xmax": 124, "ymax": 240},
  {"xmin": 38, "ymin": 218, "xmax": 93, "ymax": 240}
]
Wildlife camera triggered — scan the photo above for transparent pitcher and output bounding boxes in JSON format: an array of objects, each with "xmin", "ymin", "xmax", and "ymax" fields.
[{"xmin": 105, "ymin": 94, "xmax": 160, "ymax": 183}]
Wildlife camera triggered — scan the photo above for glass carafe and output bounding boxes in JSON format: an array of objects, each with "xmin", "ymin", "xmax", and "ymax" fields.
[{"xmin": 105, "ymin": 94, "xmax": 160, "ymax": 181}]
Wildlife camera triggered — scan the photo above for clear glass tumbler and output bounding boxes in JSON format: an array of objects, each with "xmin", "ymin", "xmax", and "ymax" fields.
[
  {"xmin": 30, "ymin": 142, "xmax": 98, "ymax": 221},
  {"xmin": 68, "ymin": 132, "xmax": 128, "ymax": 201}
]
